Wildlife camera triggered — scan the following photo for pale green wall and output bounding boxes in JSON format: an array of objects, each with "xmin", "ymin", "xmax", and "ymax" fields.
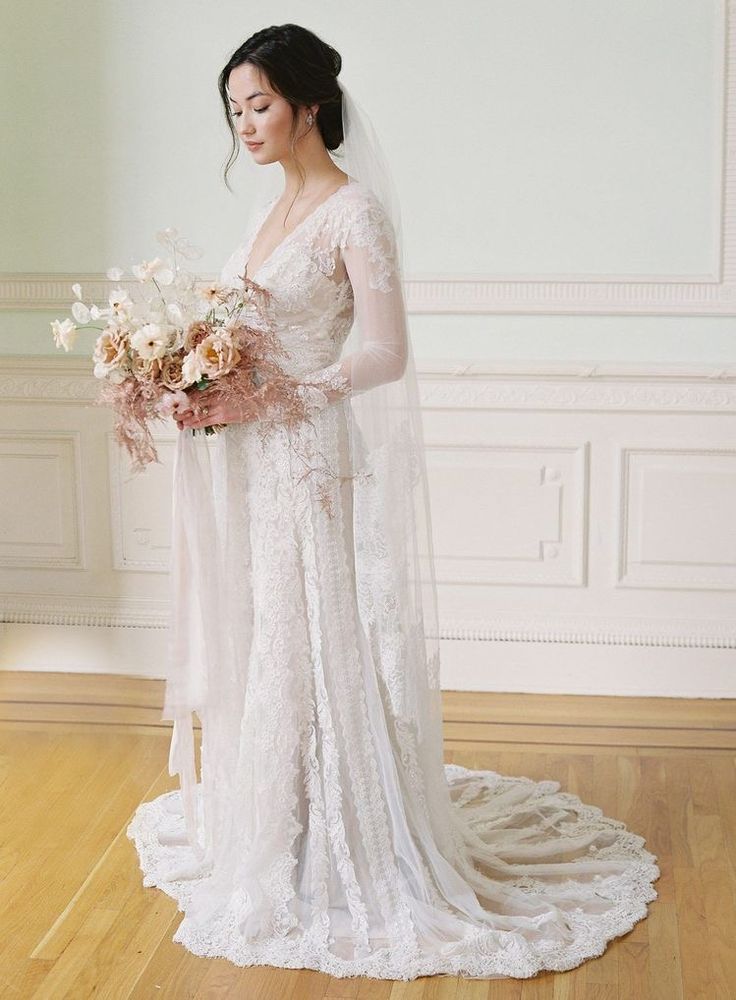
[
  {"xmin": 2, "ymin": 0, "xmax": 734, "ymax": 362},
  {"xmin": 5, "ymin": 310, "xmax": 736, "ymax": 364}
]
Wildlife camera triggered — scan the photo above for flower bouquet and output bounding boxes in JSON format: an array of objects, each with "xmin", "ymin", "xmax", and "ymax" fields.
[{"xmin": 50, "ymin": 228, "xmax": 328, "ymax": 475}]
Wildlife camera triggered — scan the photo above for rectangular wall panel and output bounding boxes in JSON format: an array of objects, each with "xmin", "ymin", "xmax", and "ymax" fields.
[
  {"xmin": 0, "ymin": 432, "xmax": 82, "ymax": 569},
  {"xmin": 1, "ymin": 356, "xmax": 735, "ymax": 696}
]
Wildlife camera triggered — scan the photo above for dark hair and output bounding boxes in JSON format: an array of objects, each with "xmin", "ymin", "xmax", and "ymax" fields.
[{"xmin": 218, "ymin": 24, "xmax": 344, "ymax": 195}]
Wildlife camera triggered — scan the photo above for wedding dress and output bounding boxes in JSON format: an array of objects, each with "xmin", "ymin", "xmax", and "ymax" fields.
[{"xmin": 126, "ymin": 177, "xmax": 660, "ymax": 981}]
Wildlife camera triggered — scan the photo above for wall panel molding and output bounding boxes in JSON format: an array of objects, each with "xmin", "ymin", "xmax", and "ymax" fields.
[
  {"xmin": 2, "ymin": 594, "xmax": 734, "ymax": 650},
  {"xmin": 0, "ymin": 431, "xmax": 83, "ymax": 569},
  {"xmin": 618, "ymin": 446, "xmax": 736, "ymax": 590},
  {"xmin": 3, "ymin": 355, "xmax": 736, "ymax": 408},
  {"xmin": 2, "ymin": 354, "xmax": 735, "ymax": 695},
  {"xmin": 3, "ymin": 7, "xmax": 736, "ymax": 315}
]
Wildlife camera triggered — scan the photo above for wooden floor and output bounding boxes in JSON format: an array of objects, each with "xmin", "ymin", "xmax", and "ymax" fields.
[{"xmin": 0, "ymin": 671, "xmax": 735, "ymax": 1000}]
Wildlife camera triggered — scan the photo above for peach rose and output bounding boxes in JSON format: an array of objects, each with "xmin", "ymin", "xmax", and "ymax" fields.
[
  {"xmin": 194, "ymin": 333, "xmax": 241, "ymax": 379},
  {"xmin": 160, "ymin": 354, "xmax": 188, "ymax": 390},
  {"xmin": 184, "ymin": 320, "xmax": 212, "ymax": 352},
  {"xmin": 93, "ymin": 329, "xmax": 128, "ymax": 379}
]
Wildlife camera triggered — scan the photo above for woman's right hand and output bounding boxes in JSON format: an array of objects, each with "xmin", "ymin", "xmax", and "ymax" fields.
[{"xmin": 175, "ymin": 387, "xmax": 262, "ymax": 431}]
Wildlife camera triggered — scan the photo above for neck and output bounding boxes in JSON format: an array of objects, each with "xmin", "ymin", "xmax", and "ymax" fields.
[{"xmin": 278, "ymin": 142, "xmax": 349, "ymax": 202}]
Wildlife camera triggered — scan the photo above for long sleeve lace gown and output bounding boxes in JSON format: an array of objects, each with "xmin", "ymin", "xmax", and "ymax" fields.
[{"xmin": 126, "ymin": 177, "xmax": 660, "ymax": 981}]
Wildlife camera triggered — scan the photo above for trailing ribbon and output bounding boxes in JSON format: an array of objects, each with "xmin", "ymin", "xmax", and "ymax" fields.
[{"xmin": 162, "ymin": 428, "xmax": 222, "ymax": 858}]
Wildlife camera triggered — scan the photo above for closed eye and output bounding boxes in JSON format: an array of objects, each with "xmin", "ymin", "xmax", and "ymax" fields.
[{"xmin": 231, "ymin": 107, "xmax": 269, "ymax": 117}]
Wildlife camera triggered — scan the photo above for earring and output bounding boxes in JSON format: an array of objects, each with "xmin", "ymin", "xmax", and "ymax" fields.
[{"xmin": 307, "ymin": 113, "xmax": 313, "ymax": 125}]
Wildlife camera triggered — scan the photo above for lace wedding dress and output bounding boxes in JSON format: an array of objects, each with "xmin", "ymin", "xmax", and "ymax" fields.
[{"xmin": 126, "ymin": 178, "xmax": 660, "ymax": 981}]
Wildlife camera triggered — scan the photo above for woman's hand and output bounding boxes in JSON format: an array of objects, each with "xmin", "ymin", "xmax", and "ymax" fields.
[{"xmin": 175, "ymin": 387, "xmax": 261, "ymax": 431}]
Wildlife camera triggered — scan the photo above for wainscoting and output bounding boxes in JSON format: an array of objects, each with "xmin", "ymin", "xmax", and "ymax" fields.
[{"xmin": 1, "ymin": 354, "xmax": 735, "ymax": 697}]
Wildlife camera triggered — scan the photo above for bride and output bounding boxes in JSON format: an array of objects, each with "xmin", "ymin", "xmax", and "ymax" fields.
[{"xmin": 126, "ymin": 23, "xmax": 660, "ymax": 981}]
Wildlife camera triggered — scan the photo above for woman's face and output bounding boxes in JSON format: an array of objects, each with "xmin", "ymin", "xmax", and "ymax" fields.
[{"xmin": 227, "ymin": 62, "xmax": 310, "ymax": 163}]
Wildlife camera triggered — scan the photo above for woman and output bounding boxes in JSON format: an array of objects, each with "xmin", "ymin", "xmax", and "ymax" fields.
[{"xmin": 127, "ymin": 23, "xmax": 660, "ymax": 981}]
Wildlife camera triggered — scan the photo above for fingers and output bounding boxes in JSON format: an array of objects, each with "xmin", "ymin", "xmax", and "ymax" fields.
[
  {"xmin": 179, "ymin": 413, "xmax": 215, "ymax": 431},
  {"xmin": 173, "ymin": 392, "xmax": 260, "ymax": 431},
  {"xmin": 177, "ymin": 397, "xmax": 213, "ymax": 430}
]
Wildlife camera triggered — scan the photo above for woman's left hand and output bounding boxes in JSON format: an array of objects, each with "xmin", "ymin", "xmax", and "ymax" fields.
[{"xmin": 175, "ymin": 388, "xmax": 260, "ymax": 431}]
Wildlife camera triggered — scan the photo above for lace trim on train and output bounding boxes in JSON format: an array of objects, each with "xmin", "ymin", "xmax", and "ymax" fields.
[{"xmin": 127, "ymin": 763, "xmax": 659, "ymax": 981}]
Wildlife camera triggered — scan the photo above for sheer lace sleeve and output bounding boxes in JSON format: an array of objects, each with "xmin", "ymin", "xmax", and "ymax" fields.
[{"xmin": 295, "ymin": 195, "xmax": 409, "ymax": 415}]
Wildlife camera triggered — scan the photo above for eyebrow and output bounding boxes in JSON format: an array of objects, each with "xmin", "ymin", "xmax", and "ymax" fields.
[{"xmin": 227, "ymin": 90, "xmax": 268, "ymax": 105}]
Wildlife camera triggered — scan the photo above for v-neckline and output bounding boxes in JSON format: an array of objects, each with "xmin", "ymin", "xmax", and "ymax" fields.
[{"xmin": 244, "ymin": 178, "xmax": 354, "ymax": 281}]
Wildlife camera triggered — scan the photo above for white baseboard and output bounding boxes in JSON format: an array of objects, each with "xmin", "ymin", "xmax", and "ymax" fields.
[{"xmin": 2, "ymin": 623, "xmax": 732, "ymax": 698}]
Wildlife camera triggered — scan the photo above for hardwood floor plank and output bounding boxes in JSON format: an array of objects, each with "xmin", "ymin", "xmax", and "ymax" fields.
[
  {"xmin": 0, "ymin": 673, "xmax": 731, "ymax": 998},
  {"xmin": 673, "ymin": 867, "xmax": 714, "ymax": 1000},
  {"xmin": 645, "ymin": 900, "xmax": 683, "ymax": 1000},
  {"xmin": 693, "ymin": 812, "xmax": 736, "ymax": 998}
]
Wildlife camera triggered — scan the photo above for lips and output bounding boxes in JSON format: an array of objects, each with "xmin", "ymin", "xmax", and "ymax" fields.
[{"xmin": 246, "ymin": 142, "xmax": 263, "ymax": 149}]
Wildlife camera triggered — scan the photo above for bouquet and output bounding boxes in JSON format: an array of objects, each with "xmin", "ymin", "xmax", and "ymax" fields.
[{"xmin": 50, "ymin": 228, "xmax": 330, "ymax": 475}]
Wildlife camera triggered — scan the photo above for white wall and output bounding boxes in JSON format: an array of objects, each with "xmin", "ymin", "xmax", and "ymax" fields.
[
  {"xmin": 2, "ymin": 0, "xmax": 735, "ymax": 360},
  {"xmin": 1, "ymin": 0, "xmax": 735, "ymax": 695}
]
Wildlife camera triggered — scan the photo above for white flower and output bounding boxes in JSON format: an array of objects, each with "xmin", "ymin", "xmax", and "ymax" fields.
[
  {"xmin": 132, "ymin": 256, "xmax": 174, "ymax": 285},
  {"xmin": 196, "ymin": 280, "xmax": 229, "ymax": 304},
  {"xmin": 71, "ymin": 300, "xmax": 91, "ymax": 324},
  {"xmin": 156, "ymin": 388, "xmax": 191, "ymax": 417},
  {"xmin": 128, "ymin": 298, "xmax": 161, "ymax": 325},
  {"xmin": 71, "ymin": 283, "xmax": 83, "ymax": 300},
  {"xmin": 166, "ymin": 302, "xmax": 184, "ymax": 325},
  {"xmin": 108, "ymin": 287, "xmax": 133, "ymax": 316},
  {"xmin": 130, "ymin": 322, "xmax": 175, "ymax": 360},
  {"xmin": 181, "ymin": 350, "xmax": 204, "ymax": 385},
  {"xmin": 90, "ymin": 304, "xmax": 107, "ymax": 321},
  {"xmin": 51, "ymin": 317, "xmax": 79, "ymax": 352},
  {"xmin": 106, "ymin": 266, "xmax": 125, "ymax": 281},
  {"xmin": 169, "ymin": 327, "xmax": 186, "ymax": 352}
]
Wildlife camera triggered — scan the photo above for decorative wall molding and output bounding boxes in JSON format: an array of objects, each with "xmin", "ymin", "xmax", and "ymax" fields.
[
  {"xmin": 2, "ymin": 594, "xmax": 734, "ymax": 649},
  {"xmin": 439, "ymin": 613, "xmax": 736, "ymax": 649},
  {"xmin": 108, "ymin": 432, "xmax": 174, "ymax": 573},
  {"xmin": 2, "ymin": 355, "xmax": 735, "ymax": 696},
  {"xmin": 0, "ymin": 593, "xmax": 170, "ymax": 628},
  {"xmin": 427, "ymin": 442, "xmax": 589, "ymax": 586},
  {"xmin": 4, "ymin": 271, "xmax": 736, "ymax": 318},
  {"xmin": 3, "ymin": 2, "xmax": 736, "ymax": 319},
  {"xmin": 2, "ymin": 1, "xmax": 736, "ymax": 318},
  {"xmin": 0, "ymin": 358, "xmax": 100, "ymax": 403},
  {"xmin": 3, "ymin": 355, "xmax": 736, "ymax": 408},
  {"xmin": 420, "ymin": 376, "xmax": 736, "ymax": 412},
  {"xmin": 0, "ymin": 0, "xmax": 736, "ymax": 317},
  {"xmin": 0, "ymin": 431, "xmax": 84, "ymax": 569},
  {"xmin": 618, "ymin": 446, "xmax": 736, "ymax": 590}
]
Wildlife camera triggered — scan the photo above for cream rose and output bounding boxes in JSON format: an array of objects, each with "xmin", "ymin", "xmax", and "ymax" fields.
[
  {"xmin": 194, "ymin": 333, "xmax": 241, "ymax": 379},
  {"xmin": 92, "ymin": 329, "xmax": 128, "ymax": 379},
  {"xmin": 130, "ymin": 353, "xmax": 160, "ymax": 381},
  {"xmin": 160, "ymin": 354, "xmax": 188, "ymax": 391},
  {"xmin": 51, "ymin": 318, "xmax": 79, "ymax": 352}
]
